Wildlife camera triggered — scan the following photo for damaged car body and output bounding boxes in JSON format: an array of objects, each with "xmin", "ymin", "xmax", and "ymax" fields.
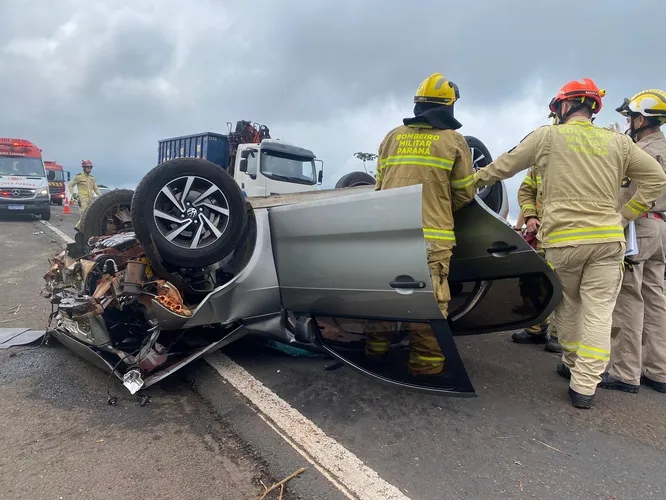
[{"xmin": 43, "ymin": 150, "xmax": 561, "ymax": 397}]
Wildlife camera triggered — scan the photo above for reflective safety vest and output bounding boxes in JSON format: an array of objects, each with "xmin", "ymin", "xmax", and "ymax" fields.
[{"xmin": 375, "ymin": 123, "xmax": 476, "ymax": 250}]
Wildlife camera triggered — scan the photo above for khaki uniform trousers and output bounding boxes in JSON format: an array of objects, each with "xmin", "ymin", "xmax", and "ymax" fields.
[
  {"xmin": 523, "ymin": 249, "xmax": 558, "ymax": 338},
  {"xmin": 365, "ymin": 248, "xmax": 451, "ymax": 375},
  {"xmin": 610, "ymin": 217, "xmax": 666, "ymax": 385},
  {"xmin": 545, "ymin": 242, "xmax": 625, "ymax": 395},
  {"xmin": 75, "ymin": 194, "xmax": 93, "ymax": 230}
]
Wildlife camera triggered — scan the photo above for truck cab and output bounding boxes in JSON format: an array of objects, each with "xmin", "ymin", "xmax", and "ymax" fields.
[
  {"xmin": 44, "ymin": 161, "xmax": 71, "ymax": 205},
  {"xmin": 0, "ymin": 138, "xmax": 51, "ymax": 220},
  {"xmin": 235, "ymin": 140, "xmax": 323, "ymax": 197}
]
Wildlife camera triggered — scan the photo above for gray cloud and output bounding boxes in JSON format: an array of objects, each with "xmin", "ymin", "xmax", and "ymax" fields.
[{"xmin": 2, "ymin": 0, "xmax": 665, "ymax": 205}]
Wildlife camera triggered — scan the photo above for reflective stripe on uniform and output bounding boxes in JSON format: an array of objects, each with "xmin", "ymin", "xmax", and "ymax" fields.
[
  {"xmin": 451, "ymin": 174, "xmax": 475, "ymax": 189},
  {"xmin": 521, "ymin": 175, "xmax": 542, "ymax": 188},
  {"xmin": 382, "ymin": 155, "xmax": 454, "ymax": 171},
  {"xmin": 559, "ymin": 340, "xmax": 580, "ymax": 352},
  {"xmin": 548, "ymin": 226, "xmax": 624, "ymax": 243},
  {"xmin": 423, "ymin": 228, "xmax": 455, "ymax": 241},
  {"xmin": 365, "ymin": 340, "xmax": 391, "ymax": 355},
  {"xmin": 625, "ymin": 199, "xmax": 649, "ymax": 216},
  {"xmin": 577, "ymin": 344, "xmax": 611, "ymax": 361},
  {"xmin": 409, "ymin": 353, "xmax": 445, "ymax": 366},
  {"xmin": 521, "ymin": 203, "xmax": 537, "ymax": 212}
]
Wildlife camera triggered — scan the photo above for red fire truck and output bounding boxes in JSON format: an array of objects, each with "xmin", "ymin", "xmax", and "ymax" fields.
[{"xmin": 44, "ymin": 161, "xmax": 70, "ymax": 205}]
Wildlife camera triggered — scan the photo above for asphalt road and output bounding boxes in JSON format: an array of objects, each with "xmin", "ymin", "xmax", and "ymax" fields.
[{"xmin": 4, "ymin": 207, "xmax": 666, "ymax": 500}]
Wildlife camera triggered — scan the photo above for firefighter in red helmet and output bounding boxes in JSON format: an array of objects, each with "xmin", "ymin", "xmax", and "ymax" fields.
[
  {"xmin": 69, "ymin": 159, "xmax": 101, "ymax": 231},
  {"xmin": 475, "ymin": 78, "xmax": 666, "ymax": 409}
]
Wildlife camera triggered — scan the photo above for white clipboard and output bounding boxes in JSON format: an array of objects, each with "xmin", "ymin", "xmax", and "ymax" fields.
[{"xmin": 625, "ymin": 220, "xmax": 639, "ymax": 256}]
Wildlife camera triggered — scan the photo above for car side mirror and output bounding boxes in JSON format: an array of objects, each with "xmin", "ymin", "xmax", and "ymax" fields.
[
  {"xmin": 67, "ymin": 172, "xmax": 71, "ymax": 181},
  {"xmin": 318, "ymin": 170, "xmax": 323, "ymax": 184},
  {"xmin": 47, "ymin": 171, "xmax": 55, "ymax": 181},
  {"xmin": 239, "ymin": 158, "xmax": 248, "ymax": 173}
]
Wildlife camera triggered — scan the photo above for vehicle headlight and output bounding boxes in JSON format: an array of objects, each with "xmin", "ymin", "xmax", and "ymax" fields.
[{"xmin": 39, "ymin": 188, "xmax": 49, "ymax": 196}]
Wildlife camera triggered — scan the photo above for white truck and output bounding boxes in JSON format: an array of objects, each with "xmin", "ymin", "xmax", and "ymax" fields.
[{"xmin": 157, "ymin": 121, "xmax": 376, "ymax": 198}]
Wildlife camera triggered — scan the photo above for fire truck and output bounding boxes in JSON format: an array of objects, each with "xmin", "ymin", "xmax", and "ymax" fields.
[{"xmin": 44, "ymin": 161, "xmax": 71, "ymax": 205}]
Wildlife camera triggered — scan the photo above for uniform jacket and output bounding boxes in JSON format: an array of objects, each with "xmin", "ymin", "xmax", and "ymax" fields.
[
  {"xmin": 69, "ymin": 172, "xmax": 101, "ymax": 199},
  {"xmin": 517, "ymin": 166, "xmax": 542, "ymax": 220},
  {"xmin": 617, "ymin": 130, "xmax": 666, "ymax": 216},
  {"xmin": 475, "ymin": 116, "xmax": 666, "ymax": 248},
  {"xmin": 375, "ymin": 123, "xmax": 476, "ymax": 250}
]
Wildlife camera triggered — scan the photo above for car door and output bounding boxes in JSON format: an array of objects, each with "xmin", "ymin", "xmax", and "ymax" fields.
[
  {"xmin": 447, "ymin": 198, "xmax": 561, "ymax": 335},
  {"xmin": 268, "ymin": 184, "xmax": 443, "ymax": 321},
  {"xmin": 268, "ymin": 185, "xmax": 561, "ymax": 333}
]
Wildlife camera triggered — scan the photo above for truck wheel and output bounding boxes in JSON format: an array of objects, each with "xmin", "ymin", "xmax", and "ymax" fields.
[
  {"xmin": 41, "ymin": 207, "xmax": 51, "ymax": 221},
  {"xmin": 335, "ymin": 171, "xmax": 376, "ymax": 188},
  {"xmin": 131, "ymin": 158, "xmax": 248, "ymax": 268},
  {"xmin": 81, "ymin": 189, "xmax": 134, "ymax": 239},
  {"xmin": 464, "ymin": 136, "xmax": 505, "ymax": 215},
  {"xmin": 54, "ymin": 199, "xmax": 63, "ymax": 206}
]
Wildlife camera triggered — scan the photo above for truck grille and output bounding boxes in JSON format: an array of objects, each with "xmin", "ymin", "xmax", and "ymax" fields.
[
  {"xmin": 0, "ymin": 188, "xmax": 36, "ymax": 199},
  {"xmin": 49, "ymin": 186, "xmax": 62, "ymax": 194}
]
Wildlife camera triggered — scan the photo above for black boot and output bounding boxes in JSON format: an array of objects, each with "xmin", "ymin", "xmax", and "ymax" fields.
[
  {"xmin": 545, "ymin": 337, "xmax": 563, "ymax": 353},
  {"xmin": 556, "ymin": 362, "xmax": 571, "ymax": 380},
  {"xmin": 641, "ymin": 375, "xmax": 666, "ymax": 393},
  {"xmin": 512, "ymin": 324, "xmax": 549, "ymax": 344},
  {"xmin": 599, "ymin": 372, "xmax": 639, "ymax": 394},
  {"xmin": 568, "ymin": 388, "xmax": 594, "ymax": 409}
]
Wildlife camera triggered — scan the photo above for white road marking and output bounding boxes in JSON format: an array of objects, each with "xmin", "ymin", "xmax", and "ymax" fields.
[
  {"xmin": 206, "ymin": 352, "xmax": 411, "ymax": 500},
  {"xmin": 40, "ymin": 220, "xmax": 75, "ymax": 244},
  {"xmin": 41, "ymin": 218, "xmax": 408, "ymax": 499}
]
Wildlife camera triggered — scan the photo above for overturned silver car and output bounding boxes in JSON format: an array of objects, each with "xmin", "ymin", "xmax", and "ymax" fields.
[{"xmin": 44, "ymin": 146, "xmax": 561, "ymax": 397}]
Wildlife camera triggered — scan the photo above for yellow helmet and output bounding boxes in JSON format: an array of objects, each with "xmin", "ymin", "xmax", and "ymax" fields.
[
  {"xmin": 616, "ymin": 89, "xmax": 666, "ymax": 125},
  {"xmin": 414, "ymin": 73, "xmax": 460, "ymax": 106}
]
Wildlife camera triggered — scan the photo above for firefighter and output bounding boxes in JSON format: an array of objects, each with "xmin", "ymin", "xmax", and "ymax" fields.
[
  {"xmin": 69, "ymin": 159, "xmax": 101, "ymax": 231},
  {"xmin": 512, "ymin": 162, "xmax": 562, "ymax": 354},
  {"xmin": 601, "ymin": 89, "xmax": 666, "ymax": 395},
  {"xmin": 364, "ymin": 73, "xmax": 476, "ymax": 380},
  {"xmin": 474, "ymin": 78, "xmax": 666, "ymax": 409}
]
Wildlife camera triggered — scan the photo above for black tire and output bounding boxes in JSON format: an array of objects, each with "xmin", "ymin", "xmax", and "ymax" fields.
[
  {"xmin": 53, "ymin": 199, "xmax": 63, "ymax": 206},
  {"xmin": 41, "ymin": 207, "xmax": 51, "ymax": 221},
  {"xmin": 335, "ymin": 171, "xmax": 376, "ymax": 189},
  {"xmin": 131, "ymin": 158, "xmax": 248, "ymax": 268},
  {"xmin": 81, "ymin": 189, "xmax": 134, "ymax": 239},
  {"xmin": 464, "ymin": 136, "xmax": 504, "ymax": 214}
]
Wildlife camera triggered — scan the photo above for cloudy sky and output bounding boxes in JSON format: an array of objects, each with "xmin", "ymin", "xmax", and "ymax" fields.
[{"xmin": 3, "ymin": 0, "xmax": 665, "ymax": 219}]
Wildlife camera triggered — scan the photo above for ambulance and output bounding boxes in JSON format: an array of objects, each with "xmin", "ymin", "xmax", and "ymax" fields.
[{"xmin": 0, "ymin": 138, "xmax": 51, "ymax": 220}]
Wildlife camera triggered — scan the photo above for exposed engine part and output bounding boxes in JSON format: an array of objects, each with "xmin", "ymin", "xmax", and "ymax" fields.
[{"xmin": 123, "ymin": 260, "xmax": 147, "ymax": 295}]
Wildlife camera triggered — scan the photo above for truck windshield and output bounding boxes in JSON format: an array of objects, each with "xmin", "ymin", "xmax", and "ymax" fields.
[
  {"xmin": 0, "ymin": 156, "xmax": 46, "ymax": 177},
  {"xmin": 260, "ymin": 151, "xmax": 316, "ymax": 185},
  {"xmin": 48, "ymin": 170, "xmax": 65, "ymax": 181}
]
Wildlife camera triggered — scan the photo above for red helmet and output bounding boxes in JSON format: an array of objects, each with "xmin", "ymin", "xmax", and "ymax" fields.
[
  {"xmin": 549, "ymin": 78, "xmax": 606, "ymax": 115},
  {"xmin": 81, "ymin": 159, "xmax": 93, "ymax": 168}
]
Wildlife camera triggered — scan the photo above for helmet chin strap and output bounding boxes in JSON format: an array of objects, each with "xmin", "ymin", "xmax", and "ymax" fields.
[
  {"xmin": 627, "ymin": 115, "xmax": 654, "ymax": 142},
  {"xmin": 556, "ymin": 101, "xmax": 588, "ymax": 123}
]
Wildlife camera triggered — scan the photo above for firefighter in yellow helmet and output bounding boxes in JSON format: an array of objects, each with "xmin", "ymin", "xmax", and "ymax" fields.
[
  {"xmin": 601, "ymin": 89, "xmax": 666, "ymax": 395},
  {"xmin": 363, "ymin": 73, "xmax": 476, "ymax": 381},
  {"xmin": 69, "ymin": 159, "xmax": 101, "ymax": 231},
  {"xmin": 474, "ymin": 78, "xmax": 666, "ymax": 409}
]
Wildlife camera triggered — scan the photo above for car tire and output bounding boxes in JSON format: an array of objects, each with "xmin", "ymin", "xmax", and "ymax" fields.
[
  {"xmin": 131, "ymin": 158, "xmax": 248, "ymax": 268},
  {"xmin": 464, "ymin": 136, "xmax": 504, "ymax": 214},
  {"xmin": 41, "ymin": 207, "xmax": 51, "ymax": 221},
  {"xmin": 81, "ymin": 189, "xmax": 134, "ymax": 239},
  {"xmin": 335, "ymin": 171, "xmax": 376, "ymax": 188}
]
